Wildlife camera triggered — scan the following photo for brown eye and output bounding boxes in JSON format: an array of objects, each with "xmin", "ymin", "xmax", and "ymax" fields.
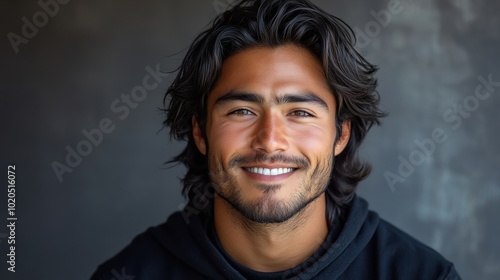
[
  {"xmin": 289, "ymin": 110, "xmax": 313, "ymax": 117},
  {"xmin": 229, "ymin": 109, "xmax": 254, "ymax": 115}
]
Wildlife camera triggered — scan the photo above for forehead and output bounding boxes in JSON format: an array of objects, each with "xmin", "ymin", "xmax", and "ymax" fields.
[{"xmin": 208, "ymin": 44, "xmax": 335, "ymax": 107}]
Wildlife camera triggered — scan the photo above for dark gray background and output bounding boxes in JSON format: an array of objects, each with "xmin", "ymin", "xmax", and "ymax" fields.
[{"xmin": 1, "ymin": 0, "xmax": 499, "ymax": 279}]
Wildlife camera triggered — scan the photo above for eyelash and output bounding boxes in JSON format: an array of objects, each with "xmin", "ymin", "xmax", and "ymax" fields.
[
  {"xmin": 229, "ymin": 109, "xmax": 254, "ymax": 115},
  {"xmin": 229, "ymin": 109, "xmax": 314, "ymax": 118},
  {"xmin": 288, "ymin": 110, "xmax": 314, "ymax": 117}
]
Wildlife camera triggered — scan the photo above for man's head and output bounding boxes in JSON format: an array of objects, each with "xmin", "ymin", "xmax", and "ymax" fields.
[
  {"xmin": 164, "ymin": 0, "xmax": 385, "ymax": 223},
  {"xmin": 191, "ymin": 44, "xmax": 348, "ymax": 223}
]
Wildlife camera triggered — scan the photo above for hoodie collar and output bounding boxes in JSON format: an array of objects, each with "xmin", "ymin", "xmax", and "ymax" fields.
[{"xmin": 150, "ymin": 195, "xmax": 379, "ymax": 279}]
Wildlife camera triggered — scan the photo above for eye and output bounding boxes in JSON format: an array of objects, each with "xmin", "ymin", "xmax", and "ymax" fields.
[
  {"xmin": 288, "ymin": 110, "xmax": 314, "ymax": 117},
  {"xmin": 229, "ymin": 109, "xmax": 254, "ymax": 116}
]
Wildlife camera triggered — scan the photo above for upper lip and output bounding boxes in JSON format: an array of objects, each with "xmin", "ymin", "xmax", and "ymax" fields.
[{"xmin": 242, "ymin": 164, "xmax": 298, "ymax": 169}]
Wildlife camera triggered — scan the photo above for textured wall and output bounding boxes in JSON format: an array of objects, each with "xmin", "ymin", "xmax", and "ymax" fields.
[{"xmin": 1, "ymin": 0, "xmax": 499, "ymax": 279}]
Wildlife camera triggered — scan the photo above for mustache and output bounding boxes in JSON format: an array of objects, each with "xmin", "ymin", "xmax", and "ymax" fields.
[{"xmin": 228, "ymin": 153, "xmax": 310, "ymax": 169}]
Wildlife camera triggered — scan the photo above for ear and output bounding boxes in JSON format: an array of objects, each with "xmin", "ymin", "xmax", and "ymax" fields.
[
  {"xmin": 334, "ymin": 121, "xmax": 351, "ymax": 156},
  {"xmin": 192, "ymin": 116, "xmax": 207, "ymax": 155}
]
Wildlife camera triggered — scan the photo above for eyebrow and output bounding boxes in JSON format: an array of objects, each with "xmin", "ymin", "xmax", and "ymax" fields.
[
  {"xmin": 214, "ymin": 91, "xmax": 330, "ymax": 111},
  {"xmin": 215, "ymin": 91, "xmax": 264, "ymax": 105}
]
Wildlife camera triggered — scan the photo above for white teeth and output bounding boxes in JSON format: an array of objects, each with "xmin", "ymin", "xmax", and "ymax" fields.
[{"xmin": 245, "ymin": 167, "xmax": 294, "ymax": 176}]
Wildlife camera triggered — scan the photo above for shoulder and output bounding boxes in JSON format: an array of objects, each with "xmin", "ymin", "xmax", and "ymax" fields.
[
  {"xmin": 374, "ymin": 219, "xmax": 446, "ymax": 262},
  {"xmin": 90, "ymin": 226, "xmax": 171, "ymax": 279},
  {"xmin": 90, "ymin": 212, "xmax": 210, "ymax": 280},
  {"xmin": 368, "ymin": 217, "xmax": 460, "ymax": 279}
]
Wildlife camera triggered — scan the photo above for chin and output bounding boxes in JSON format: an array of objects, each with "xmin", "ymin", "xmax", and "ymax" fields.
[{"xmin": 232, "ymin": 192, "xmax": 315, "ymax": 224}]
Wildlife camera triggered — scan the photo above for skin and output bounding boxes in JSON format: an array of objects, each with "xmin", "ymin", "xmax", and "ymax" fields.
[{"xmin": 193, "ymin": 44, "xmax": 350, "ymax": 272}]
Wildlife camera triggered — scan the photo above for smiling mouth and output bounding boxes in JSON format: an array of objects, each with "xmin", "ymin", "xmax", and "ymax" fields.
[{"xmin": 243, "ymin": 167, "xmax": 296, "ymax": 176}]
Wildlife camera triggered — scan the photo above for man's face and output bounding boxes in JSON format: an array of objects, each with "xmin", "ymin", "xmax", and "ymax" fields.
[{"xmin": 193, "ymin": 44, "xmax": 347, "ymax": 223}]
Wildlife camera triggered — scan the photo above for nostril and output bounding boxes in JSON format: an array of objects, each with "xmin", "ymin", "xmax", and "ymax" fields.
[{"xmin": 251, "ymin": 119, "xmax": 289, "ymax": 153}]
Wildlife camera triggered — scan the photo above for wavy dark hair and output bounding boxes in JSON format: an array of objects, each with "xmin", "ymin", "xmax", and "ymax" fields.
[{"xmin": 164, "ymin": 0, "xmax": 386, "ymax": 222}]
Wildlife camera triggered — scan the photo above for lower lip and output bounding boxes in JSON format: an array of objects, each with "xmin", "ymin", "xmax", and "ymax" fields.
[{"xmin": 242, "ymin": 168, "xmax": 297, "ymax": 182}]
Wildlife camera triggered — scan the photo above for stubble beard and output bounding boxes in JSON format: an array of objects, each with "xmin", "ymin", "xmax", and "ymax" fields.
[{"xmin": 209, "ymin": 152, "xmax": 334, "ymax": 224}]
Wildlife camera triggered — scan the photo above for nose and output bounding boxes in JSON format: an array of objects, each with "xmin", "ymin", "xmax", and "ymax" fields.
[{"xmin": 251, "ymin": 112, "xmax": 289, "ymax": 153}]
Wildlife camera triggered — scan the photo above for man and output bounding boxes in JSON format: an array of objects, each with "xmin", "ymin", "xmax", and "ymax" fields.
[{"xmin": 92, "ymin": 0, "xmax": 460, "ymax": 279}]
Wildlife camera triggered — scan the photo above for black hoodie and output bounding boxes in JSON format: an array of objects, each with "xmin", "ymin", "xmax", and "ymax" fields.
[{"xmin": 91, "ymin": 196, "xmax": 460, "ymax": 279}]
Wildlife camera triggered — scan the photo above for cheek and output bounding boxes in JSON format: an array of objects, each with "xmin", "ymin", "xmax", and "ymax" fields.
[
  {"xmin": 289, "ymin": 124, "xmax": 335, "ymax": 158},
  {"xmin": 207, "ymin": 121, "xmax": 254, "ymax": 158}
]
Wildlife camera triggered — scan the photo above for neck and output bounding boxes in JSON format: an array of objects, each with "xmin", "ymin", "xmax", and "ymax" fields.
[{"xmin": 213, "ymin": 194, "xmax": 329, "ymax": 272}]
